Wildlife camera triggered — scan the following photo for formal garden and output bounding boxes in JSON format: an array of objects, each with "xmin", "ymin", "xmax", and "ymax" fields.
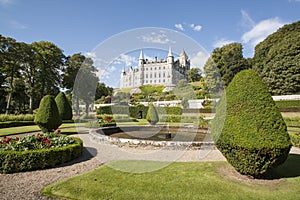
[{"xmin": 0, "ymin": 20, "xmax": 299, "ymax": 199}]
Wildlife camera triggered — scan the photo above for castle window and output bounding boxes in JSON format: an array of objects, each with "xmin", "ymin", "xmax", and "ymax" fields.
[
  {"xmin": 163, "ymin": 66, "xmax": 165, "ymax": 69},
  {"xmin": 159, "ymin": 73, "xmax": 161, "ymax": 78},
  {"xmin": 151, "ymin": 67, "xmax": 152, "ymax": 70},
  {"xmin": 146, "ymin": 74, "xmax": 148, "ymax": 78},
  {"xmin": 163, "ymin": 79, "xmax": 165, "ymax": 82},
  {"xmin": 150, "ymin": 80, "xmax": 152, "ymax": 83},
  {"xmin": 163, "ymin": 72, "xmax": 165, "ymax": 77},
  {"xmin": 154, "ymin": 80, "xmax": 156, "ymax": 83},
  {"xmin": 159, "ymin": 67, "xmax": 161, "ymax": 70},
  {"xmin": 155, "ymin": 67, "xmax": 156, "ymax": 70},
  {"xmin": 150, "ymin": 73, "xmax": 152, "ymax": 78},
  {"xmin": 154, "ymin": 73, "xmax": 156, "ymax": 78}
]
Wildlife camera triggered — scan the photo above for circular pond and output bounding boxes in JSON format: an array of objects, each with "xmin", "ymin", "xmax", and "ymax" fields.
[{"xmin": 91, "ymin": 126, "xmax": 214, "ymax": 149}]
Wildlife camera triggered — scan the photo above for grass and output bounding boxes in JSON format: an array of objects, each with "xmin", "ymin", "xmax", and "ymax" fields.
[
  {"xmin": 0, "ymin": 123, "xmax": 86, "ymax": 136},
  {"xmin": 43, "ymin": 159, "xmax": 300, "ymax": 200}
]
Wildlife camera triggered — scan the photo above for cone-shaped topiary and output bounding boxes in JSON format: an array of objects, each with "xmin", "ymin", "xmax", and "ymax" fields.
[
  {"xmin": 34, "ymin": 95, "xmax": 62, "ymax": 132},
  {"xmin": 55, "ymin": 92, "xmax": 73, "ymax": 120},
  {"xmin": 211, "ymin": 69, "xmax": 291, "ymax": 178},
  {"xmin": 146, "ymin": 104, "xmax": 159, "ymax": 125}
]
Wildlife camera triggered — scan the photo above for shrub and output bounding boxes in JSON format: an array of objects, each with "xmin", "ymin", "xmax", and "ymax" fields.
[
  {"xmin": 34, "ymin": 95, "xmax": 62, "ymax": 133},
  {"xmin": 0, "ymin": 114, "xmax": 35, "ymax": 122},
  {"xmin": 289, "ymin": 133, "xmax": 300, "ymax": 148},
  {"xmin": 284, "ymin": 117, "xmax": 300, "ymax": 127},
  {"xmin": 55, "ymin": 92, "xmax": 73, "ymax": 120},
  {"xmin": 0, "ymin": 121, "xmax": 36, "ymax": 129},
  {"xmin": 211, "ymin": 70, "xmax": 291, "ymax": 178},
  {"xmin": 146, "ymin": 104, "xmax": 159, "ymax": 125},
  {"xmin": 0, "ymin": 135, "xmax": 83, "ymax": 173}
]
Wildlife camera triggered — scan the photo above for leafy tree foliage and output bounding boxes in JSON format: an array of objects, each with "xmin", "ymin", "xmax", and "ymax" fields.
[
  {"xmin": 204, "ymin": 43, "xmax": 251, "ymax": 94},
  {"xmin": 146, "ymin": 104, "xmax": 159, "ymax": 125},
  {"xmin": 55, "ymin": 92, "xmax": 73, "ymax": 120},
  {"xmin": 253, "ymin": 20, "xmax": 300, "ymax": 95},
  {"xmin": 34, "ymin": 95, "xmax": 62, "ymax": 132},
  {"xmin": 73, "ymin": 57, "xmax": 98, "ymax": 116},
  {"xmin": 211, "ymin": 70, "xmax": 291, "ymax": 178},
  {"xmin": 187, "ymin": 68, "xmax": 202, "ymax": 82}
]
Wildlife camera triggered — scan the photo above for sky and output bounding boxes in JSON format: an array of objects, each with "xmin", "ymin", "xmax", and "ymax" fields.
[{"xmin": 0, "ymin": 0, "xmax": 299, "ymax": 87}]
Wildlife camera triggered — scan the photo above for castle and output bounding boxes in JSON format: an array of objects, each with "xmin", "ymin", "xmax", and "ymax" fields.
[{"xmin": 120, "ymin": 48, "xmax": 190, "ymax": 91}]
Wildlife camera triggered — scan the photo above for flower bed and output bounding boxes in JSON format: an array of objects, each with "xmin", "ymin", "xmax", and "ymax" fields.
[{"xmin": 0, "ymin": 131, "xmax": 83, "ymax": 173}]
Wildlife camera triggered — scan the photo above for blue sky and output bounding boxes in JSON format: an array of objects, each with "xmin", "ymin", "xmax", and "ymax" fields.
[{"xmin": 0, "ymin": 0, "xmax": 299, "ymax": 87}]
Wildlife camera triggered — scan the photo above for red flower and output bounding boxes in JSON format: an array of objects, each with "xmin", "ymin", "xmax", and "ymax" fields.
[
  {"xmin": 105, "ymin": 117, "xmax": 112, "ymax": 122},
  {"xmin": 15, "ymin": 137, "xmax": 19, "ymax": 141},
  {"xmin": 3, "ymin": 136, "xmax": 6, "ymax": 138},
  {"xmin": 45, "ymin": 139, "xmax": 51, "ymax": 147},
  {"xmin": 56, "ymin": 129, "xmax": 61, "ymax": 134}
]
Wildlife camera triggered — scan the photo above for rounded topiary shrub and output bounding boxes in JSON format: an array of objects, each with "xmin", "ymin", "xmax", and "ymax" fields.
[
  {"xmin": 211, "ymin": 69, "xmax": 291, "ymax": 178},
  {"xmin": 146, "ymin": 104, "xmax": 159, "ymax": 125},
  {"xmin": 34, "ymin": 95, "xmax": 62, "ymax": 132},
  {"xmin": 55, "ymin": 92, "xmax": 73, "ymax": 120}
]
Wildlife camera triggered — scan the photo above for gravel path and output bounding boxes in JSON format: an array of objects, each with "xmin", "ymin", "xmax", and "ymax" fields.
[{"xmin": 0, "ymin": 132, "xmax": 299, "ymax": 200}]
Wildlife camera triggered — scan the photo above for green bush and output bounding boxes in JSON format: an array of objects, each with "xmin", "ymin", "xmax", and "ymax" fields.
[
  {"xmin": 0, "ymin": 121, "xmax": 36, "ymax": 128},
  {"xmin": 0, "ymin": 137, "xmax": 82, "ymax": 173},
  {"xmin": 289, "ymin": 133, "xmax": 300, "ymax": 148},
  {"xmin": 211, "ymin": 70, "xmax": 291, "ymax": 178},
  {"xmin": 275, "ymin": 100, "xmax": 300, "ymax": 108},
  {"xmin": 55, "ymin": 92, "xmax": 73, "ymax": 120},
  {"xmin": 97, "ymin": 105, "xmax": 182, "ymax": 119},
  {"xmin": 146, "ymin": 104, "xmax": 159, "ymax": 125},
  {"xmin": 34, "ymin": 95, "xmax": 62, "ymax": 133},
  {"xmin": 284, "ymin": 117, "xmax": 300, "ymax": 127},
  {"xmin": 0, "ymin": 114, "xmax": 35, "ymax": 122}
]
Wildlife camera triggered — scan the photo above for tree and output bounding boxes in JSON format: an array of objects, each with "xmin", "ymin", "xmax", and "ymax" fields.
[
  {"xmin": 187, "ymin": 68, "xmax": 202, "ymax": 82},
  {"xmin": 73, "ymin": 57, "xmax": 98, "ymax": 116},
  {"xmin": 63, "ymin": 53, "xmax": 86, "ymax": 116},
  {"xmin": 211, "ymin": 70, "xmax": 291, "ymax": 178},
  {"xmin": 253, "ymin": 20, "xmax": 300, "ymax": 95},
  {"xmin": 0, "ymin": 36, "xmax": 23, "ymax": 114},
  {"xmin": 31, "ymin": 41, "xmax": 65, "ymax": 102},
  {"xmin": 204, "ymin": 42, "xmax": 251, "ymax": 89},
  {"xmin": 55, "ymin": 92, "xmax": 73, "ymax": 120},
  {"xmin": 95, "ymin": 82, "xmax": 113, "ymax": 101},
  {"xmin": 203, "ymin": 57, "xmax": 224, "ymax": 95},
  {"xmin": 146, "ymin": 104, "xmax": 159, "ymax": 125},
  {"xmin": 34, "ymin": 95, "xmax": 62, "ymax": 132}
]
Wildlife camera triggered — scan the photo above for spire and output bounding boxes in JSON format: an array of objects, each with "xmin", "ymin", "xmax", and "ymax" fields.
[
  {"xmin": 168, "ymin": 47, "xmax": 173, "ymax": 57},
  {"xmin": 139, "ymin": 49, "xmax": 144, "ymax": 60},
  {"xmin": 180, "ymin": 49, "xmax": 187, "ymax": 58}
]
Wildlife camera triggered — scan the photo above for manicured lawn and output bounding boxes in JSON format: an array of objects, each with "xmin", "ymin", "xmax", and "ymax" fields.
[
  {"xmin": 0, "ymin": 123, "xmax": 86, "ymax": 136},
  {"xmin": 288, "ymin": 126, "xmax": 300, "ymax": 133},
  {"xmin": 43, "ymin": 159, "xmax": 300, "ymax": 200}
]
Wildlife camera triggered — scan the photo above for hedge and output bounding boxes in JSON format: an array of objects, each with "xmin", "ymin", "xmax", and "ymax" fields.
[
  {"xmin": 0, "ymin": 121, "xmax": 36, "ymax": 129},
  {"xmin": 0, "ymin": 114, "xmax": 34, "ymax": 122},
  {"xmin": 96, "ymin": 105, "xmax": 182, "ymax": 118},
  {"xmin": 284, "ymin": 117, "xmax": 300, "ymax": 127},
  {"xmin": 289, "ymin": 133, "xmax": 300, "ymax": 148},
  {"xmin": 0, "ymin": 137, "xmax": 83, "ymax": 173},
  {"xmin": 275, "ymin": 100, "xmax": 300, "ymax": 108}
]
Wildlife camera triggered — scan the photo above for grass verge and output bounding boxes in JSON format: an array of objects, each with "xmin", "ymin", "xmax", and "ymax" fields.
[{"xmin": 43, "ymin": 159, "xmax": 300, "ymax": 200}]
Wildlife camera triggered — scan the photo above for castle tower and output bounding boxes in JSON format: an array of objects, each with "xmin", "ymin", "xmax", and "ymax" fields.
[
  {"xmin": 167, "ymin": 47, "xmax": 174, "ymax": 64},
  {"xmin": 138, "ymin": 49, "xmax": 144, "ymax": 86},
  {"xmin": 179, "ymin": 50, "xmax": 188, "ymax": 67}
]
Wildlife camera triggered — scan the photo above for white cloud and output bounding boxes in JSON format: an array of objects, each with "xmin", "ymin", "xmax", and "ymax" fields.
[
  {"xmin": 174, "ymin": 23, "xmax": 184, "ymax": 31},
  {"xmin": 139, "ymin": 31, "xmax": 175, "ymax": 44},
  {"xmin": 190, "ymin": 24, "xmax": 202, "ymax": 31},
  {"xmin": 190, "ymin": 51, "xmax": 209, "ymax": 70},
  {"xmin": 240, "ymin": 10, "xmax": 255, "ymax": 29},
  {"xmin": 9, "ymin": 20, "xmax": 28, "ymax": 29},
  {"xmin": 242, "ymin": 17, "xmax": 285, "ymax": 47},
  {"xmin": 114, "ymin": 54, "xmax": 137, "ymax": 67},
  {"xmin": 213, "ymin": 38, "xmax": 236, "ymax": 48}
]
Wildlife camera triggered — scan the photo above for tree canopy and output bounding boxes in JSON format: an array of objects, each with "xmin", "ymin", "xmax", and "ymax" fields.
[{"xmin": 253, "ymin": 20, "xmax": 300, "ymax": 95}]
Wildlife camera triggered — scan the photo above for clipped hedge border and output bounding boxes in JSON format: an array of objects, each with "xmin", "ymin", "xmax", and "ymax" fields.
[
  {"xmin": 0, "ymin": 121, "xmax": 36, "ymax": 129},
  {"xmin": 290, "ymin": 133, "xmax": 300, "ymax": 148},
  {"xmin": 0, "ymin": 137, "xmax": 83, "ymax": 174}
]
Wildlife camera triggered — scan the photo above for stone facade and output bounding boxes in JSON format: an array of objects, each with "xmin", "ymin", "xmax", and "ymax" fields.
[{"xmin": 120, "ymin": 48, "xmax": 190, "ymax": 91}]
